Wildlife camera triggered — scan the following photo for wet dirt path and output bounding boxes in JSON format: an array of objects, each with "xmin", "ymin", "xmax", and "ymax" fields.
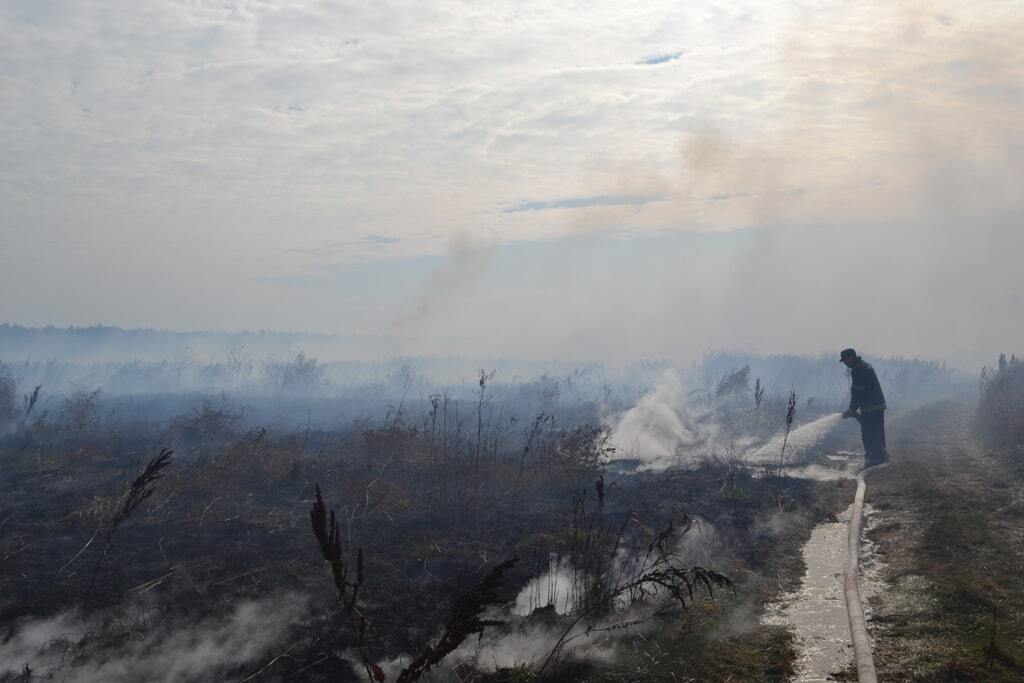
[{"xmin": 762, "ymin": 456, "xmax": 883, "ymax": 681}]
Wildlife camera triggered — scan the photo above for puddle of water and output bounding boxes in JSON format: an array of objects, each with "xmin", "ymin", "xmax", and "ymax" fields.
[{"xmin": 762, "ymin": 499, "xmax": 883, "ymax": 682}]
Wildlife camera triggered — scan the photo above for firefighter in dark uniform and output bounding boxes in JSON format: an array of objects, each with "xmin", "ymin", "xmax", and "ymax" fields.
[{"xmin": 840, "ymin": 348, "xmax": 890, "ymax": 466}]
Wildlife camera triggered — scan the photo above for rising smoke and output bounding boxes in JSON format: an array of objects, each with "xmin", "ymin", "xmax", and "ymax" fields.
[
  {"xmin": 608, "ymin": 370, "xmax": 847, "ymax": 471},
  {"xmin": 0, "ymin": 594, "xmax": 308, "ymax": 682},
  {"xmin": 388, "ymin": 0, "xmax": 1024, "ymax": 365}
]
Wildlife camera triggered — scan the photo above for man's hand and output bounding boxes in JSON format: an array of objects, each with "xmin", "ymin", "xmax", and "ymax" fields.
[{"xmin": 842, "ymin": 409, "xmax": 857, "ymax": 419}]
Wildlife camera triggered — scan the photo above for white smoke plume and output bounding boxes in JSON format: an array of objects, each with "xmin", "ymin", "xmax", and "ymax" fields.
[
  {"xmin": 0, "ymin": 594, "xmax": 308, "ymax": 682},
  {"xmin": 609, "ymin": 369, "xmax": 722, "ymax": 470},
  {"xmin": 609, "ymin": 371, "xmax": 847, "ymax": 472},
  {"xmin": 513, "ymin": 555, "xmax": 577, "ymax": 616}
]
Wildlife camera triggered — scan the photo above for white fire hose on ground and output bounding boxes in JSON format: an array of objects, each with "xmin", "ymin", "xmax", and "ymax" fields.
[{"xmin": 844, "ymin": 460, "xmax": 888, "ymax": 683}]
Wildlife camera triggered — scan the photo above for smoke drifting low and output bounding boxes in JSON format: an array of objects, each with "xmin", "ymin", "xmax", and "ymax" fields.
[
  {"xmin": 0, "ymin": 594, "xmax": 308, "ymax": 682},
  {"xmin": 607, "ymin": 370, "xmax": 849, "ymax": 472}
]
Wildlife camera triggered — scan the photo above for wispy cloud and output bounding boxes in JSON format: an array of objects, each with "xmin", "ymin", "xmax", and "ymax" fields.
[
  {"xmin": 637, "ymin": 51, "xmax": 683, "ymax": 65},
  {"xmin": 707, "ymin": 192, "xmax": 751, "ymax": 202},
  {"xmin": 501, "ymin": 194, "xmax": 665, "ymax": 213}
]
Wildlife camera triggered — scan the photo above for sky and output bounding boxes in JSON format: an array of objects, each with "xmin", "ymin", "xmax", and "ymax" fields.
[{"xmin": 1, "ymin": 0, "xmax": 1022, "ymax": 365}]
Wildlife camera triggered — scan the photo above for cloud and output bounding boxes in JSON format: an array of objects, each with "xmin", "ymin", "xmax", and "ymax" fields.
[
  {"xmin": 501, "ymin": 194, "xmax": 666, "ymax": 213},
  {"xmin": 637, "ymin": 52, "xmax": 682, "ymax": 65},
  {"xmin": 0, "ymin": 0, "xmax": 1020, "ymax": 364}
]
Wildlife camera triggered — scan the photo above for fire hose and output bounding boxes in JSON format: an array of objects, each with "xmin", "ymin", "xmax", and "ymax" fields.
[{"xmin": 844, "ymin": 435, "xmax": 888, "ymax": 682}]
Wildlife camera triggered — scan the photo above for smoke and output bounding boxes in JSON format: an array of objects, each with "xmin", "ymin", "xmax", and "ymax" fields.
[
  {"xmin": 379, "ymin": 0, "xmax": 1024, "ymax": 365},
  {"xmin": 392, "ymin": 230, "xmax": 497, "ymax": 335},
  {"xmin": 0, "ymin": 594, "xmax": 308, "ymax": 682},
  {"xmin": 420, "ymin": 519, "xmax": 726, "ymax": 676},
  {"xmin": 513, "ymin": 555, "xmax": 577, "ymax": 616},
  {"xmin": 2, "ymin": 1, "xmax": 1020, "ymax": 365},
  {"xmin": 377, "ymin": 602, "xmax": 635, "ymax": 679},
  {"xmin": 666, "ymin": 2, "xmax": 1023, "ymax": 363},
  {"xmin": 608, "ymin": 372, "xmax": 848, "ymax": 472},
  {"xmin": 0, "ymin": 611, "xmax": 83, "ymax": 675},
  {"xmin": 608, "ymin": 369, "xmax": 723, "ymax": 470},
  {"xmin": 451, "ymin": 612, "xmax": 626, "ymax": 672}
]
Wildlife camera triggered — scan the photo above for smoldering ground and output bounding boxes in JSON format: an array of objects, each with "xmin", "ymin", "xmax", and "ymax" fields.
[
  {"xmin": 0, "ymin": 347, "xmax": 970, "ymax": 681},
  {"xmin": 0, "ymin": 594, "xmax": 309, "ymax": 683}
]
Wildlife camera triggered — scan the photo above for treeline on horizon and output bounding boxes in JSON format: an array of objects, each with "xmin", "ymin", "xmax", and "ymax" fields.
[
  {"xmin": 0, "ymin": 323, "xmax": 400, "ymax": 363},
  {"xmin": 0, "ymin": 323, "xmax": 977, "ymax": 397}
]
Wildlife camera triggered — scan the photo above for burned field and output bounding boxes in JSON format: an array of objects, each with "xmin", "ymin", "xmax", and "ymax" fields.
[{"xmin": 0, "ymin": 373, "xmax": 857, "ymax": 682}]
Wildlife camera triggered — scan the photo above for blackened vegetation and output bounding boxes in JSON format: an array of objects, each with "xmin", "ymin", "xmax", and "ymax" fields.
[
  {"xmin": 107, "ymin": 448, "xmax": 174, "ymax": 540},
  {"xmin": 626, "ymin": 523, "xmax": 733, "ymax": 613},
  {"xmin": 564, "ymin": 476, "xmax": 732, "ymax": 620},
  {"xmin": 308, "ymin": 485, "xmax": 521, "ymax": 682},
  {"xmin": 531, "ymin": 478, "xmax": 735, "ymax": 679},
  {"xmin": 0, "ymin": 372, "xmax": 851, "ymax": 683},
  {"xmin": 397, "ymin": 556, "xmax": 518, "ymax": 682},
  {"xmin": 55, "ymin": 447, "xmax": 175, "ymax": 596},
  {"xmin": 310, "ymin": 484, "xmax": 380, "ymax": 681}
]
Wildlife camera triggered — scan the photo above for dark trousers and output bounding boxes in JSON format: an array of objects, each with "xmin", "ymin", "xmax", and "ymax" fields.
[{"xmin": 860, "ymin": 410, "xmax": 889, "ymax": 465}]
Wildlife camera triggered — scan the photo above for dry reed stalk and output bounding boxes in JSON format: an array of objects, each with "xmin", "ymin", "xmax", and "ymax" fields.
[
  {"xmin": 777, "ymin": 390, "xmax": 797, "ymax": 476},
  {"xmin": 83, "ymin": 447, "xmax": 173, "ymax": 595},
  {"xmin": 310, "ymin": 484, "xmax": 383, "ymax": 682}
]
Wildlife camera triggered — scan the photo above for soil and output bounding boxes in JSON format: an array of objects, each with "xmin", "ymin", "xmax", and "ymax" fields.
[{"xmin": 856, "ymin": 400, "xmax": 1024, "ymax": 681}]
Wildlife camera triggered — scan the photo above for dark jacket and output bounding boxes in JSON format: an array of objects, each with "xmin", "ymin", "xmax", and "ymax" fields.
[{"xmin": 849, "ymin": 360, "xmax": 886, "ymax": 413}]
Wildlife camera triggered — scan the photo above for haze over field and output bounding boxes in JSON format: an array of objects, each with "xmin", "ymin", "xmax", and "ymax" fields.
[
  {"xmin": 2, "ymin": 0, "xmax": 1022, "ymax": 364},
  {"xmin": 5, "ymin": 6, "xmax": 1024, "ymax": 679}
]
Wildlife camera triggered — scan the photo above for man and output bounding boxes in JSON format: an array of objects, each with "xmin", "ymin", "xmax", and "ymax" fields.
[{"xmin": 840, "ymin": 348, "xmax": 890, "ymax": 467}]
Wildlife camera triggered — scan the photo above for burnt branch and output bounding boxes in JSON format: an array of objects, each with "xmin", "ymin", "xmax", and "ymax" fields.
[{"xmin": 397, "ymin": 556, "xmax": 519, "ymax": 682}]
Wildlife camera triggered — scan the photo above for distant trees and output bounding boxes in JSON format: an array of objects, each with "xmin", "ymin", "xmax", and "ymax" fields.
[
  {"xmin": 715, "ymin": 365, "xmax": 750, "ymax": 398},
  {"xmin": 0, "ymin": 361, "xmax": 15, "ymax": 426},
  {"xmin": 978, "ymin": 353, "xmax": 1024, "ymax": 447},
  {"xmin": 264, "ymin": 351, "xmax": 327, "ymax": 394}
]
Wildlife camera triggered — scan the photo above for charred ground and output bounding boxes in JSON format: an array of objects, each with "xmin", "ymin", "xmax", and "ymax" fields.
[{"xmin": 0, "ymin": 374, "xmax": 857, "ymax": 682}]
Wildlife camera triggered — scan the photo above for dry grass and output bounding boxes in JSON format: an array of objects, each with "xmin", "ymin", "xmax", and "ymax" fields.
[
  {"xmin": 83, "ymin": 447, "xmax": 173, "ymax": 595},
  {"xmin": 865, "ymin": 403, "xmax": 1024, "ymax": 681}
]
